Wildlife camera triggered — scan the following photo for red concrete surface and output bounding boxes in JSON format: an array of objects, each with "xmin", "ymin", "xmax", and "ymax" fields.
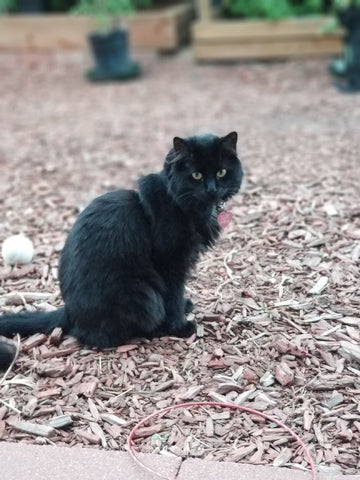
[
  {"xmin": 178, "ymin": 458, "xmax": 360, "ymax": 480},
  {"xmin": 0, "ymin": 442, "xmax": 181, "ymax": 480},
  {"xmin": 0, "ymin": 442, "xmax": 359, "ymax": 480}
]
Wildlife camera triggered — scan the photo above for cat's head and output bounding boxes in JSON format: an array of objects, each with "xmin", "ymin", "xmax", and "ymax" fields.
[{"xmin": 164, "ymin": 132, "xmax": 243, "ymax": 211}]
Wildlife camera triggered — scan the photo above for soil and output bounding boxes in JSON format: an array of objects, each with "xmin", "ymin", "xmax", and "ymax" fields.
[{"xmin": 0, "ymin": 51, "xmax": 359, "ymax": 476}]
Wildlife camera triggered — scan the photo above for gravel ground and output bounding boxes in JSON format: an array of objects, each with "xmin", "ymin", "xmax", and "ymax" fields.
[{"xmin": 0, "ymin": 51, "xmax": 359, "ymax": 475}]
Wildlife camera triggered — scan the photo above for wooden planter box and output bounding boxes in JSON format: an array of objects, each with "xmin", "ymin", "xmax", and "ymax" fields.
[
  {"xmin": 0, "ymin": 3, "xmax": 192, "ymax": 52},
  {"xmin": 193, "ymin": 1, "xmax": 343, "ymax": 61}
]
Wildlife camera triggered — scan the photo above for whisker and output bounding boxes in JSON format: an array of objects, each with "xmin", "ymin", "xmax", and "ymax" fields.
[{"xmin": 176, "ymin": 191, "xmax": 193, "ymax": 202}]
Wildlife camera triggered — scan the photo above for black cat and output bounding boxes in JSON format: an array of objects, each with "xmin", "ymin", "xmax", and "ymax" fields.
[
  {"xmin": 0, "ymin": 337, "xmax": 17, "ymax": 371},
  {"xmin": 334, "ymin": 5, "xmax": 360, "ymax": 92},
  {"xmin": 0, "ymin": 132, "xmax": 243, "ymax": 369}
]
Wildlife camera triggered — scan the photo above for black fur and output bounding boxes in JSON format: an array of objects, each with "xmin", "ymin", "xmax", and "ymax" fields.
[
  {"xmin": 0, "ymin": 133, "xmax": 243, "ymax": 368},
  {"xmin": 336, "ymin": 6, "xmax": 360, "ymax": 91},
  {"xmin": 0, "ymin": 337, "xmax": 17, "ymax": 371}
]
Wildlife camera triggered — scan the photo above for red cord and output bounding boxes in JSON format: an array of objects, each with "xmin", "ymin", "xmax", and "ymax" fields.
[{"xmin": 127, "ymin": 401, "xmax": 316, "ymax": 480}]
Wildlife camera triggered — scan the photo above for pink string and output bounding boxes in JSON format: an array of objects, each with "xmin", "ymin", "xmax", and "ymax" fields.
[{"xmin": 127, "ymin": 401, "xmax": 316, "ymax": 480}]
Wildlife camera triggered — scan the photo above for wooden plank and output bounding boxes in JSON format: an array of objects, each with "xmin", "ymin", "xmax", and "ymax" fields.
[
  {"xmin": 127, "ymin": 13, "xmax": 176, "ymax": 49},
  {"xmin": 0, "ymin": 15, "xmax": 93, "ymax": 50},
  {"xmin": 0, "ymin": 5, "xmax": 192, "ymax": 51},
  {"xmin": 192, "ymin": 15, "xmax": 343, "ymax": 60},
  {"xmin": 197, "ymin": 0, "xmax": 212, "ymax": 20},
  {"xmin": 194, "ymin": 38, "xmax": 343, "ymax": 60},
  {"xmin": 196, "ymin": 0, "xmax": 221, "ymax": 21},
  {"xmin": 128, "ymin": 4, "xmax": 192, "ymax": 50},
  {"xmin": 193, "ymin": 16, "xmax": 343, "ymax": 41}
]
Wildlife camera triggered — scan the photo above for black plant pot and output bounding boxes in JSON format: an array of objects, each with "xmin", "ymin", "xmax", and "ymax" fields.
[
  {"xmin": 87, "ymin": 29, "xmax": 140, "ymax": 82},
  {"xmin": 332, "ymin": 6, "xmax": 360, "ymax": 92},
  {"xmin": 17, "ymin": 0, "xmax": 45, "ymax": 13}
]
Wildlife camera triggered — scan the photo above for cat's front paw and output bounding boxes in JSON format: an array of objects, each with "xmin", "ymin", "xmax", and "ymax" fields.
[
  {"xmin": 174, "ymin": 320, "xmax": 197, "ymax": 339},
  {"xmin": 184, "ymin": 298, "xmax": 194, "ymax": 314}
]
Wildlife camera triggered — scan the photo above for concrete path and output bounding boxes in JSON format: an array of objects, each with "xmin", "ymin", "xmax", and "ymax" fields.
[{"xmin": 0, "ymin": 442, "xmax": 359, "ymax": 480}]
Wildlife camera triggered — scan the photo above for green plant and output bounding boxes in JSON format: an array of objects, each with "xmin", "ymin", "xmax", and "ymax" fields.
[
  {"xmin": 294, "ymin": 0, "xmax": 324, "ymax": 15},
  {"xmin": 333, "ymin": 0, "xmax": 360, "ymax": 9},
  {"xmin": 134, "ymin": 0, "xmax": 151, "ymax": 8},
  {"xmin": 72, "ymin": 0, "xmax": 151, "ymax": 31},
  {"xmin": 223, "ymin": 0, "xmax": 291, "ymax": 19},
  {"xmin": 0, "ymin": 0, "xmax": 15, "ymax": 12},
  {"xmin": 49, "ymin": 0, "xmax": 77, "ymax": 12},
  {"xmin": 223, "ymin": 0, "xmax": 323, "ymax": 19}
]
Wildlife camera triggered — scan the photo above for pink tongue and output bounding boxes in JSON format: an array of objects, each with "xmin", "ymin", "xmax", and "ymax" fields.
[{"xmin": 217, "ymin": 211, "xmax": 233, "ymax": 228}]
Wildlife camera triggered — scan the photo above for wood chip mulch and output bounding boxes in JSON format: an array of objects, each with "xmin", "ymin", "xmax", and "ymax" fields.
[{"xmin": 0, "ymin": 53, "xmax": 359, "ymax": 476}]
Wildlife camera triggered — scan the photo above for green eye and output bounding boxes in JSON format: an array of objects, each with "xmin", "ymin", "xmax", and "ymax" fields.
[
  {"xmin": 192, "ymin": 172, "xmax": 203, "ymax": 181},
  {"xmin": 216, "ymin": 169, "xmax": 227, "ymax": 178}
]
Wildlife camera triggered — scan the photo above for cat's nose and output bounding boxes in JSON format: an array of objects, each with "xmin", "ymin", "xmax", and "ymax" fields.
[{"xmin": 205, "ymin": 181, "xmax": 217, "ymax": 198}]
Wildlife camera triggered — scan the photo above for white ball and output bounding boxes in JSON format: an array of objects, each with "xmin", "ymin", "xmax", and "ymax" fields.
[{"xmin": 2, "ymin": 235, "xmax": 34, "ymax": 266}]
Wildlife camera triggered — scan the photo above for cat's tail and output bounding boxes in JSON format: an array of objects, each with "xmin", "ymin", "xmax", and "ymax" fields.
[
  {"xmin": 0, "ymin": 308, "xmax": 68, "ymax": 370},
  {"xmin": 0, "ymin": 307, "xmax": 68, "ymax": 339}
]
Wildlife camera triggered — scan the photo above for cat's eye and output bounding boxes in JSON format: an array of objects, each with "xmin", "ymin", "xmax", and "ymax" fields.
[
  {"xmin": 216, "ymin": 169, "xmax": 227, "ymax": 178},
  {"xmin": 192, "ymin": 172, "xmax": 203, "ymax": 181}
]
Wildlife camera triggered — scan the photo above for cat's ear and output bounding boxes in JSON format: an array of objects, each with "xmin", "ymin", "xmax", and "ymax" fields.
[
  {"xmin": 173, "ymin": 137, "xmax": 189, "ymax": 156},
  {"xmin": 220, "ymin": 131, "xmax": 237, "ymax": 153}
]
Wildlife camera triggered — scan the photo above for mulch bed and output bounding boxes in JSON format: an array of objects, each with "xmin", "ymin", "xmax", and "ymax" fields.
[{"xmin": 0, "ymin": 52, "xmax": 359, "ymax": 476}]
